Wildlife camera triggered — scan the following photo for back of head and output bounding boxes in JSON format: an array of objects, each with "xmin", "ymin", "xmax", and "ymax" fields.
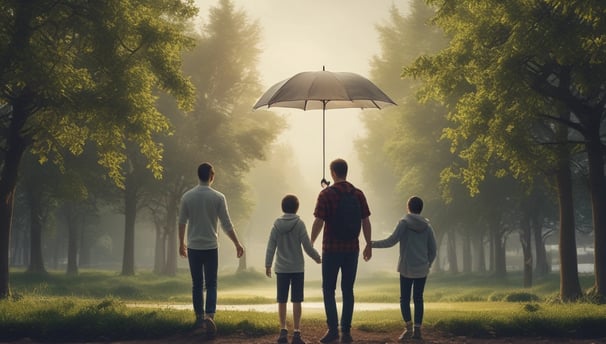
[
  {"xmin": 281, "ymin": 194, "xmax": 299, "ymax": 214},
  {"xmin": 407, "ymin": 196, "xmax": 423, "ymax": 214},
  {"xmin": 197, "ymin": 162, "xmax": 214, "ymax": 182},
  {"xmin": 330, "ymin": 158, "xmax": 348, "ymax": 179}
]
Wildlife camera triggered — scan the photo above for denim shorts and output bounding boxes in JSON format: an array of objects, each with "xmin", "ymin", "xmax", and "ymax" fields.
[{"xmin": 276, "ymin": 272, "xmax": 304, "ymax": 303}]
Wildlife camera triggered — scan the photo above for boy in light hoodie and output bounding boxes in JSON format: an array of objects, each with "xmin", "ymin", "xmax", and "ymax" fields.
[
  {"xmin": 266, "ymin": 194, "xmax": 322, "ymax": 344},
  {"xmin": 372, "ymin": 196, "xmax": 437, "ymax": 341}
]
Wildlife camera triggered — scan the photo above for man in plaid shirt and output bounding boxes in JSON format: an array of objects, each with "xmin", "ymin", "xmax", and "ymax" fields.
[{"xmin": 311, "ymin": 158, "xmax": 372, "ymax": 344}]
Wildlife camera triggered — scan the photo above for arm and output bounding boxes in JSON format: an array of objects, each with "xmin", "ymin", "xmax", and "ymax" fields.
[
  {"xmin": 226, "ymin": 229, "xmax": 244, "ymax": 258},
  {"xmin": 301, "ymin": 225, "xmax": 322, "ymax": 263},
  {"xmin": 178, "ymin": 223, "xmax": 187, "ymax": 258},
  {"xmin": 427, "ymin": 226, "xmax": 437, "ymax": 267},
  {"xmin": 361, "ymin": 217, "xmax": 372, "ymax": 261},
  {"xmin": 372, "ymin": 221, "xmax": 403, "ymax": 248},
  {"xmin": 265, "ymin": 228, "xmax": 277, "ymax": 277},
  {"xmin": 310, "ymin": 217, "xmax": 324, "ymax": 245}
]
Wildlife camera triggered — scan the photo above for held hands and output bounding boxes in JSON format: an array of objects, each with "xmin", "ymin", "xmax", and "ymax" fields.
[{"xmin": 363, "ymin": 244, "xmax": 372, "ymax": 262}]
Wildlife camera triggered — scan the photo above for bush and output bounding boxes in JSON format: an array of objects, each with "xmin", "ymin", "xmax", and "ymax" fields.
[{"xmin": 503, "ymin": 292, "xmax": 540, "ymax": 302}]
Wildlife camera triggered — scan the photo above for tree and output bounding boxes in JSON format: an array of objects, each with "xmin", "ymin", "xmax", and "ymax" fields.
[
  {"xmin": 406, "ymin": 0, "xmax": 605, "ymax": 300},
  {"xmin": 149, "ymin": 0, "xmax": 285, "ymax": 275},
  {"xmin": 0, "ymin": 1, "xmax": 196, "ymax": 298}
]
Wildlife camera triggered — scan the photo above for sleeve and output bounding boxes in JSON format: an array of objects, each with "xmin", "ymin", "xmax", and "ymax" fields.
[
  {"xmin": 178, "ymin": 196, "xmax": 188, "ymax": 225},
  {"xmin": 313, "ymin": 190, "xmax": 329, "ymax": 220},
  {"xmin": 427, "ymin": 225, "xmax": 437, "ymax": 266},
  {"xmin": 299, "ymin": 222, "xmax": 321, "ymax": 261},
  {"xmin": 357, "ymin": 189, "xmax": 371, "ymax": 219},
  {"xmin": 217, "ymin": 193, "xmax": 235, "ymax": 233},
  {"xmin": 371, "ymin": 220, "xmax": 404, "ymax": 248},
  {"xmin": 265, "ymin": 225, "xmax": 278, "ymax": 268}
]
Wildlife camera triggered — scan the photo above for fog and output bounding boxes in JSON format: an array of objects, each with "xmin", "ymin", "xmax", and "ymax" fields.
[{"xmin": 192, "ymin": 0, "xmax": 411, "ymax": 276}]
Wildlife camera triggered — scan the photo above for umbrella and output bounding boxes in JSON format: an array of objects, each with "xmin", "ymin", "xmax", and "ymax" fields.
[{"xmin": 253, "ymin": 67, "xmax": 396, "ymax": 187}]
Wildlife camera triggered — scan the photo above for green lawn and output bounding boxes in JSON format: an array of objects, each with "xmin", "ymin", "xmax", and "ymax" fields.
[{"xmin": 1, "ymin": 269, "xmax": 604, "ymax": 342}]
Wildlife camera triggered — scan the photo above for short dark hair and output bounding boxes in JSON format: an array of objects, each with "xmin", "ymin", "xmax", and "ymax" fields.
[
  {"xmin": 330, "ymin": 158, "xmax": 348, "ymax": 178},
  {"xmin": 408, "ymin": 196, "xmax": 423, "ymax": 214},
  {"xmin": 281, "ymin": 194, "xmax": 299, "ymax": 214},
  {"xmin": 197, "ymin": 162, "xmax": 214, "ymax": 182}
]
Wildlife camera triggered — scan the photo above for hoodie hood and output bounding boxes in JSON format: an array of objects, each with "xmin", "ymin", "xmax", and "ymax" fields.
[
  {"xmin": 404, "ymin": 213, "xmax": 430, "ymax": 232},
  {"xmin": 274, "ymin": 213, "xmax": 300, "ymax": 234}
]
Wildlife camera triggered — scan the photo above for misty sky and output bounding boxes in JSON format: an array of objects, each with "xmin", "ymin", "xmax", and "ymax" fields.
[{"xmin": 194, "ymin": 0, "xmax": 409, "ymax": 190}]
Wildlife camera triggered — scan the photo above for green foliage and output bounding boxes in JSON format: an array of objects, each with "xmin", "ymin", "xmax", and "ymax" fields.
[{"xmin": 503, "ymin": 292, "xmax": 540, "ymax": 302}]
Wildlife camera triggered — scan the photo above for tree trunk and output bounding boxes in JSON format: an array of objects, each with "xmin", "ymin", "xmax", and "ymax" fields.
[
  {"xmin": 153, "ymin": 220, "xmax": 166, "ymax": 274},
  {"xmin": 533, "ymin": 218, "xmax": 550, "ymax": 277},
  {"xmin": 447, "ymin": 230, "xmax": 458, "ymax": 273},
  {"xmin": 0, "ymin": 101, "xmax": 30, "ymax": 298},
  {"xmin": 26, "ymin": 189, "xmax": 46, "ymax": 274},
  {"xmin": 520, "ymin": 211, "xmax": 533, "ymax": 288},
  {"xmin": 462, "ymin": 228, "xmax": 471, "ymax": 273},
  {"xmin": 474, "ymin": 228, "xmax": 486, "ymax": 273},
  {"xmin": 584, "ymin": 124, "xmax": 606, "ymax": 298},
  {"xmin": 121, "ymin": 174, "xmax": 138, "ymax": 276},
  {"xmin": 163, "ymin": 193, "xmax": 179, "ymax": 276},
  {"xmin": 490, "ymin": 219, "xmax": 507, "ymax": 280},
  {"xmin": 66, "ymin": 204, "xmax": 79, "ymax": 275},
  {"xmin": 555, "ymin": 121, "xmax": 582, "ymax": 301}
]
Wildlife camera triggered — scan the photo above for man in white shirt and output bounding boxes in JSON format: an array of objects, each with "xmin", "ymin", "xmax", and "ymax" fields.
[{"xmin": 179, "ymin": 162, "xmax": 244, "ymax": 337}]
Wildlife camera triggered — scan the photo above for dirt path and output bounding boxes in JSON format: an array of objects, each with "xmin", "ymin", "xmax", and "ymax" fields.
[{"xmin": 84, "ymin": 327, "xmax": 606, "ymax": 344}]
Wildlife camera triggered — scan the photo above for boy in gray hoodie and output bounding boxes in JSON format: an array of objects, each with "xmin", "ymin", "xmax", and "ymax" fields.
[
  {"xmin": 371, "ymin": 196, "xmax": 437, "ymax": 341},
  {"xmin": 266, "ymin": 194, "xmax": 322, "ymax": 344}
]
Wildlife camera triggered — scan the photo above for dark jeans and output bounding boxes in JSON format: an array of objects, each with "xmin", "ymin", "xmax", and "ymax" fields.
[
  {"xmin": 322, "ymin": 251, "xmax": 359, "ymax": 332},
  {"xmin": 188, "ymin": 248, "xmax": 218, "ymax": 317},
  {"xmin": 400, "ymin": 275, "xmax": 427, "ymax": 325}
]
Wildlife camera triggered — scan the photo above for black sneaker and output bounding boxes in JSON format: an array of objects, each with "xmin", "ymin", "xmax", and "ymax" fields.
[
  {"xmin": 205, "ymin": 317, "xmax": 217, "ymax": 339},
  {"xmin": 277, "ymin": 329, "xmax": 288, "ymax": 343},
  {"xmin": 319, "ymin": 330, "xmax": 339, "ymax": 343},
  {"xmin": 291, "ymin": 331, "xmax": 305, "ymax": 344},
  {"xmin": 340, "ymin": 332, "xmax": 353, "ymax": 343}
]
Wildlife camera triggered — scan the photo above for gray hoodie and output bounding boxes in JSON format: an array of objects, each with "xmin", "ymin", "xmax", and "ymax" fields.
[
  {"xmin": 265, "ymin": 213, "xmax": 321, "ymax": 273},
  {"xmin": 372, "ymin": 213, "xmax": 437, "ymax": 278}
]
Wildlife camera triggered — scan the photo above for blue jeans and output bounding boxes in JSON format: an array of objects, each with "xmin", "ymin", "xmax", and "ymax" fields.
[
  {"xmin": 322, "ymin": 251, "xmax": 359, "ymax": 332},
  {"xmin": 187, "ymin": 248, "xmax": 218, "ymax": 317},
  {"xmin": 400, "ymin": 275, "xmax": 427, "ymax": 325}
]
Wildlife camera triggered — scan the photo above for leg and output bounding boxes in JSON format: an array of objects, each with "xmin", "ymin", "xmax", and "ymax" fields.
[
  {"xmin": 412, "ymin": 277, "xmax": 427, "ymax": 326},
  {"xmin": 340, "ymin": 252, "xmax": 358, "ymax": 334},
  {"xmin": 292, "ymin": 302, "xmax": 302, "ymax": 330},
  {"xmin": 187, "ymin": 248, "xmax": 204, "ymax": 319},
  {"xmin": 320, "ymin": 253, "xmax": 340, "ymax": 343},
  {"xmin": 321, "ymin": 253, "xmax": 340, "ymax": 332},
  {"xmin": 203, "ymin": 249, "xmax": 218, "ymax": 317},
  {"xmin": 278, "ymin": 303, "xmax": 288, "ymax": 329},
  {"xmin": 291, "ymin": 272, "xmax": 305, "ymax": 331},
  {"xmin": 276, "ymin": 273, "xmax": 290, "ymax": 329},
  {"xmin": 399, "ymin": 275, "xmax": 413, "ymax": 323}
]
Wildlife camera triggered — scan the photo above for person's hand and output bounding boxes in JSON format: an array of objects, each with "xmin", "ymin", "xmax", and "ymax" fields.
[
  {"xmin": 179, "ymin": 243, "xmax": 187, "ymax": 258},
  {"xmin": 265, "ymin": 267, "xmax": 272, "ymax": 278},
  {"xmin": 235, "ymin": 243, "xmax": 244, "ymax": 258},
  {"xmin": 363, "ymin": 244, "xmax": 372, "ymax": 261},
  {"xmin": 315, "ymin": 256, "xmax": 322, "ymax": 264}
]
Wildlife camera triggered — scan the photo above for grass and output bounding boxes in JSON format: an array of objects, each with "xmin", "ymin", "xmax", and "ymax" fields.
[{"xmin": 2, "ymin": 269, "xmax": 605, "ymax": 341}]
